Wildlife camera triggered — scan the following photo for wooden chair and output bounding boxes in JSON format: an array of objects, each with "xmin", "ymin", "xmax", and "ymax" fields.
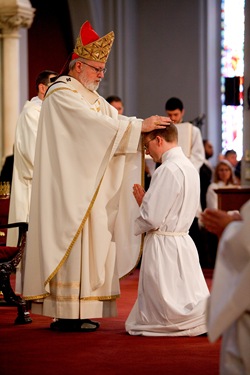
[
  {"xmin": 0, "ymin": 181, "xmax": 11, "ymax": 245},
  {"xmin": 0, "ymin": 222, "xmax": 32, "ymax": 324}
]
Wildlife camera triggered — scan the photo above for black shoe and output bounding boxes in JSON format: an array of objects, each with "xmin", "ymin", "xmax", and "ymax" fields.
[
  {"xmin": 80, "ymin": 319, "xmax": 100, "ymax": 328},
  {"xmin": 79, "ymin": 320, "xmax": 99, "ymax": 332},
  {"xmin": 50, "ymin": 319, "xmax": 99, "ymax": 332}
]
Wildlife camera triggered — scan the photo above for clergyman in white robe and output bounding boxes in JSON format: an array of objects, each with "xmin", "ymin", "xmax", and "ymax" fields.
[
  {"xmin": 7, "ymin": 97, "xmax": 42, "ymax": 294},
  {"xmin": 175, "ymin": 122, "xmax": 204, "ymax": 171},
  {"xmin": 125, "ymin": 146, "xmax": 210, "ymax": 336},
  {"xmin": 206, "ymin": 199, "xmax": 250, "ymax": 375},
  {"xmin": 22, "ymin": 76, "xmax": 146, "ymax": 320},
  {"xmin": 7, "ymin": 96, "xmax": 42, "ymax": 246}
]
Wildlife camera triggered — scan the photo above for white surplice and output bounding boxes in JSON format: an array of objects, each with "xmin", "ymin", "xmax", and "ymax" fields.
[
  {"xmin": 207, "ymin": 200, "xmax": 250, "ymax": 374},
  {"xmin": 176, "ymin": 122, "xmax": 205, "ymax": 171},
  {"xmin": 176, "ymin": 122, "xmax": 204, "ymax": 219},
  {"xmin": 22, "ymin": 76, "xmax": 143, "ymax": 320},
  {"xmin": 7, "ymin": 96, "xmax": 42, "ymax": 245},
  {"xmin": 125, "ymin": 147, "xmax": 210, "ymax": 336},
  {"xmin": 7, "ymin": 96, "xmax": 42, "ymax": 294}
]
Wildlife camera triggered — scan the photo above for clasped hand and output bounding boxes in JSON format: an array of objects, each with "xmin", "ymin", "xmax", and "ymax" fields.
[{"xmin": 133, "ymin": 184, "xmax": 145, "ymax": 206}]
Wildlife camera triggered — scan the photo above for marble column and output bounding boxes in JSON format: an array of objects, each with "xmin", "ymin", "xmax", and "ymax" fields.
[{"xmin": 0, "ymin": 0, "xmax": 35, "ymax": 160}]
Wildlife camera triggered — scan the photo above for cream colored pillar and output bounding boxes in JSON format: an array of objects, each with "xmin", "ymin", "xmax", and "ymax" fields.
[
  {"xmin": 0, "ymin": 0, "xmax": 35, "ymax": 160},
  {"xmin": 2, "ymin": 27, "xmax": 20, "ymax": 157}
]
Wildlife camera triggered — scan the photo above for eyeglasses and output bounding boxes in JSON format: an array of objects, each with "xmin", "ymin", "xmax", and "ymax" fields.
[
  {"xmin": 80, "ymin": 61, "xmax": 107, "ymax": 74},
  {"xmin": 144, "ymin": 137, "xmax": 156, "ymax": 151}
]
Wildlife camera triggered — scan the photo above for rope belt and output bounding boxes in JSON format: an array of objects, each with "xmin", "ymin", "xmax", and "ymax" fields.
[{"xmin": 149, "ymin": 230, "xmax": 188, "ymax": 236}]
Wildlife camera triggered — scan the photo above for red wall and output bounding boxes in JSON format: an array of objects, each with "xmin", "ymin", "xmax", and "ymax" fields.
[{"xmin": 28, "ymin": 0, "xmax": 73, "ymax": 98}]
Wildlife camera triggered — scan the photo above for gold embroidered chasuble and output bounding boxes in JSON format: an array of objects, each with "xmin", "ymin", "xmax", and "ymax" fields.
[{"xmin": 23, "ymin": 76, "xmax": 143, "ymax": 319}]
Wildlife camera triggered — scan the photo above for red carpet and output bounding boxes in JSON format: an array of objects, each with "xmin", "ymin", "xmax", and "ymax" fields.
[{"xmin": 0, "ymin": 269, "xmax": 220, "ymax": 375}]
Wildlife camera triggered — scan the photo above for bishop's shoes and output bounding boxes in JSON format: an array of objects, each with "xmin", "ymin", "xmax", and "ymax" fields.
[{"xmin": 50, "ymin": 318, "xmax": 100, "ymax": 332}]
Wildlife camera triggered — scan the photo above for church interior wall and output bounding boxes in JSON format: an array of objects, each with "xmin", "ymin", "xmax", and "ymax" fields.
[{"xmin": 16, "ymin": 0, "xmax": 236, "ymax": 167}]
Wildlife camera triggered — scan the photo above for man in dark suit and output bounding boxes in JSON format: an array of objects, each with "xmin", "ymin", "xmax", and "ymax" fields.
[{"xmin": 200, "ymin": 139, "xmax": 214, "ymax": 211}]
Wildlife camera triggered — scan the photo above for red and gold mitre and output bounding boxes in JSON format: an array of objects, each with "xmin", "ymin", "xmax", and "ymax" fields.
[{"xmin": 72, "ymin": 21, "xmax": 114, "ymax": 63}]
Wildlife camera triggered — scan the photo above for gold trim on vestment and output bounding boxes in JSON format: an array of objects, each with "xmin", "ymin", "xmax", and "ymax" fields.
[
  {"xmin": 24, "ymin": 177, "xmax": 105, "ymax": 302},
  {"xmin": 45, "ymin": 294, "xmax": 120, "ymax": 302},
  {"xmin": 45, "ymin": 87, "xmax": 78, "ymax": 99},
  {"xmin": 45, "ymin": 177, "xmax": 104, "ymax": 287},
  {"xmin": 24, "ymin": 293, "xmax": 120, "ymax": 302},
  {"xmin": 24, "ymin": 293, "xmax": 50, "ymax": 301},
  {"xmin": 149, "ymin": 230, "xmax": 188, "ymax": 236},
  {"xmin": 50, "ymin": 281, "xmax": 80, "ymax": 288},
  {"xmin": 46, "ymin": 294, "xmax": 120, "ymax": 302},
  {"xmin": 139, "ymin": 137, "xmax": 145, "ymax": 263},
  {"xmin": 120, "ymin": 137, "xmax": 144, "ymax": 280},
  {"xmin": 80, "ymin": 294, "xmax": 120, "ymax": 301},
  {"xmin": 115, "ymin": 123, "xmax": 132, "ymax": 154},
  {"xmin": 141, "ymin": 137, "xmax": 145, "ymax": 188}
]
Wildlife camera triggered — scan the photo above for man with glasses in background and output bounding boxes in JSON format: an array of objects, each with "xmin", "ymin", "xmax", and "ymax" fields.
[{"xmin": 22, "ymin": 21, "xmax": 171, "ymax": 332}]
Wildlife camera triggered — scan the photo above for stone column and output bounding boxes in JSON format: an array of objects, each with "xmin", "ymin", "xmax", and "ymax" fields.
[{"xmin": 0, "ymin": 0, "xmax": 35, "ymax": 159}]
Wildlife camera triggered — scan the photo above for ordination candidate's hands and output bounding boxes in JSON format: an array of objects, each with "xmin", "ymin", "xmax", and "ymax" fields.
[
  {"xmin": 141, "ymin": 115, "xmax": 172, "ymax": 133},
  {"xmin": 133, "ymin": 184, "xmax": 145, "ymax": 207},
  {"xmin": 200, "ymin": 208, "xmax": 242, "ymax": 238}
]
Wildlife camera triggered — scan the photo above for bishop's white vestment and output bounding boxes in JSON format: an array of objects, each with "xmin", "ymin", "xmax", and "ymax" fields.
[
  {"xmin": 125, "ymin": 147, "xmax": 210, "ymax": 336},
  {"xmin": 207, "ymin": 199, "xmax": 250, "ymax": 374},
  {"xmin": 22, "ymin": 76, "xmax": 143, "ymax": 320}
]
